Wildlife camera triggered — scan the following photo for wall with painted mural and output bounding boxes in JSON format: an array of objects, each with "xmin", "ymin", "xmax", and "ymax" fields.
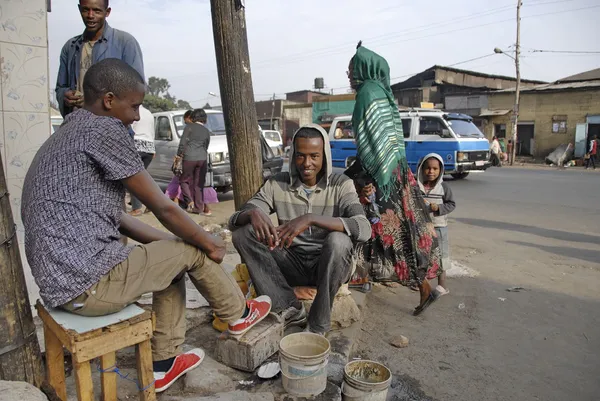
[{"xmin": 0, "ymin": 0, "xmax": 50, "ymax": 302}]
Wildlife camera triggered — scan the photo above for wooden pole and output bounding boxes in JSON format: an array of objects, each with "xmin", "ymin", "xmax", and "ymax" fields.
[
  {"xmin": 0, "ymin": 153, "xmax": 43, "ymax": 385},
  {"xmin": 510, "ymin": 0, "xmax": 522, "ymax": 165},
  {"xmin": 210, "ymin": 0, "xmax": 263, "ymax": 209}
]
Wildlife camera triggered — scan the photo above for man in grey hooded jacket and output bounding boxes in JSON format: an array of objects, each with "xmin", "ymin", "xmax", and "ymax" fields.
[{"xmin": 229, "ymin": 125, "xmax": 371, "ymax": 334}]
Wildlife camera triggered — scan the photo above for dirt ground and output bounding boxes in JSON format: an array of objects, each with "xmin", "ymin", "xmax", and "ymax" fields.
[{"xmin": 353, "ymin": 167, "xmax": 600, "ymax": 401}]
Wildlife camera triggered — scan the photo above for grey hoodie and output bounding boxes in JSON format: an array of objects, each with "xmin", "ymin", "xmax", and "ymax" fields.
[
  {"xmin": 417, "ymin": 153, "xmax": 456, "ymax": 228},
  {"xmin": 229, "ymin": 125, "xmax": 371, "ymax": 253}
]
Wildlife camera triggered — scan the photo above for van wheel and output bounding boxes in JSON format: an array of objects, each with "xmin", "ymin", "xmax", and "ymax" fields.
[{"xmin": 451, "ymin": 173, "xmax": 469, "ymax": 180}]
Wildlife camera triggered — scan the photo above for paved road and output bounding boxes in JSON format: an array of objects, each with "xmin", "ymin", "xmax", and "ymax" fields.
[{"xmin": 354, "ymin": 167, "xmax": 600, "ymax": 401}]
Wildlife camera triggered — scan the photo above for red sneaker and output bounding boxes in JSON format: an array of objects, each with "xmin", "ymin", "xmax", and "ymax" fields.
[
  {"xmin": 154, "ymin": 348, "xmax": 205, "ymax": 393},
  {"xmin": 228, "ymin": 295, "xmax": 272, "ymax": 336}
]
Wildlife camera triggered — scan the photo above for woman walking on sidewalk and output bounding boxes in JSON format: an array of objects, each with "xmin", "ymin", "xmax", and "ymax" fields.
[
  {"xmin": 178, "ymin": 109, "xmax": 211, "ymax": 213},
  {"xmin": 344, "ymin": 42, "xmax": 442, "ymax": 315}
]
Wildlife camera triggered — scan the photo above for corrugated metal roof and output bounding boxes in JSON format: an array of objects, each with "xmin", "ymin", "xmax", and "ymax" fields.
[
  {"xmin": 557, "ymin": 68, "xmax": 600, "ymax": 83},
  {"xmin": 494, "ymin": 80, "xmax": 600, "ymax": 93}
]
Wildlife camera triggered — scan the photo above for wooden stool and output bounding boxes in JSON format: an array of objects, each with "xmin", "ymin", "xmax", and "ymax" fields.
[{"xmin": 36, "ymin": 301, "xmax": 156, "ymax": 401}]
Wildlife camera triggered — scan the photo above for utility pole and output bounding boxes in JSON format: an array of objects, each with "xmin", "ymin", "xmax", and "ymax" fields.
[
  {"xmin": 210, "ymin": 0, "xmax": 263, "ymax": 209},
  {"xmin": 0, "ymin": 153, "xmax": 43, "ymax": 385},
  {"xmin": 511, "ymin": 0, "xmax": 522, "ymax": 166}
]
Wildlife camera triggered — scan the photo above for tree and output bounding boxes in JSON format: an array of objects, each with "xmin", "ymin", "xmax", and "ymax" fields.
[
  {"xmin": 177, "ymin": 99, "xmax": 192, "ymax": 110},
  {"xmin": 143, "ymin": 76, "xmax": 193, "ymax": 113},
  {"xmin": 147, "ymin": 77, "xmax": 170, "ymax": 97}
]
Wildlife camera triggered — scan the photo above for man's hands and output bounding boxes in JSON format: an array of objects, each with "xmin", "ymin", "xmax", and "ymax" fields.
[
  {"xmin": 206, "ymin": 236, "xmax": 227, "ymax": 264},
  {"xmin": 64, "ymin": 90, "xmax": 83, "ymax": 108},
  {"xmin": 277, "ymin": 215, "xmax": 313, "ymax": 249},
  {"xmin": 248, "ymin": 209, "xmax": 313, "ymax": 250},
  {"xmin": 249, "ymin": 208, "xmax": 280, "ymax": 250}
]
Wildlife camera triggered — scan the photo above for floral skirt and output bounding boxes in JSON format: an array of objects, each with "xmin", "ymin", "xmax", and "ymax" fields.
[{"xmin": 353, "ymin": 167, "xmax": 441, "ymax": 286}]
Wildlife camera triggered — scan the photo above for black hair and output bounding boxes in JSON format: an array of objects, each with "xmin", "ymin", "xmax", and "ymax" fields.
[
  {"xmin": 190, "ymin": 109, "xmax": 207, "ymax": 124},
  {"xmin": 83, "ymin": 58, "xmax": 144, "ymax": 104},
  {"xmin": 79, "ymin": 0, "xmax": 109, "ymax": 9},
  {"xmin": 183, "ymin": 109, "xmax": 193, "ymax": 119},
  {"xmin": 294, "ymin": 127, "xmax": 323, "ymax": 142}
]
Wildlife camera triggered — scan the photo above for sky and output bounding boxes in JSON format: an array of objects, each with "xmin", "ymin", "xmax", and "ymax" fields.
[{"xmin": 47, "ymin": 0, "xmax": 600, "ymax": 108}]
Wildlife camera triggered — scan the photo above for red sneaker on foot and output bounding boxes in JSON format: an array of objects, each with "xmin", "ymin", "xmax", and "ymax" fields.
[
  {"xmin": 228, "ymin": 295, "xmax": 272, "ymax": 336},
  {"xmin": 154, "ymin": 348, "xmax": 205, "ymax": 393}
]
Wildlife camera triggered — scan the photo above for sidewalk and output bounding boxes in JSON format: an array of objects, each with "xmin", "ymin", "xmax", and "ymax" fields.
[{"xmin": 36, "ymin": 195, "xmax": 368, "ymax": 400}]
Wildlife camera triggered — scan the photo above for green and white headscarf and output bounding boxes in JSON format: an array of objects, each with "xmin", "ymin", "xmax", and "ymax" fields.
[{"xmin": 351, "ymin": 45, "xmax": 406, "ymax": 198}]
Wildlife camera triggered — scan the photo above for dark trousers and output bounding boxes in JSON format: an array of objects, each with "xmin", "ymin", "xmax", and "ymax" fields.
[
  {"xmin": 585, "ymin": 154, "xmax": 596, "ymax": 169},
  {"xmin": 130, "ymin": 152, "xmax": 154, "ymax": 211},
  {"xmin": 180, "ymin": 160, "xmax": 207, "ymax": 213},
  {"xmin": 490, "ymin": 153, "xmax": 502, "ymax": 167},
  {"xmin": 232, "ymin": 225, "xmax": 354, "ymax": 333}
]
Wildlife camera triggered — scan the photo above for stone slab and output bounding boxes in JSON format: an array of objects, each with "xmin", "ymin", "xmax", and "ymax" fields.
[
  {"xmin": 216, "ymin": 313, "xmax": 283, "ymax": 372},
  {"xmin": 0, "ymin": 381, "xmax": 48, "ymax": 401},
  {"xmin": 160, "ymin": 391, "xmax": 274, "ymax": 401},
  {"xmin": 253, "ymin": 379, "xmax": 341, "ymax": 401}
]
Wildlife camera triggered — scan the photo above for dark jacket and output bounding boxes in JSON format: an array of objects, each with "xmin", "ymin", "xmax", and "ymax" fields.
[
  {"xmin": 178, "ymin": 123, "xmax": 211, "ymax": 161},
  {"xmin": 55, "ymin": 22, "xmax": 145, "ymax": 117}
]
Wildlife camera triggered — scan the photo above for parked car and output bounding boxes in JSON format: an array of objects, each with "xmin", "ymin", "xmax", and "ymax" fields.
[
  {"xmin": 148, "ymin": 109, "xmax": 284, "ymax": 192},
  {"xmin": 51, "ymin": 116, "xmax": 63, "ymax": 134},
  {"xmin": 261, "ymin": 129, "xmax": 283, "ymax": 156},
  {"xmin": 328, "ymin": 109, "xmax": 491, "ymax": 179}
]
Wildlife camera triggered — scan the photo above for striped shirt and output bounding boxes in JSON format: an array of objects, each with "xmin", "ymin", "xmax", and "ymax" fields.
[{"xmin": 229, "ymin": 172, "xmax": 371, "ymax": 254}]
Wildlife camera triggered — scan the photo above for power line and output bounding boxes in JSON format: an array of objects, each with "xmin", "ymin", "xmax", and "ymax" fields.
[{"xmin": 529, "ymin": 49, "xmax": 600, "ymax": 54}]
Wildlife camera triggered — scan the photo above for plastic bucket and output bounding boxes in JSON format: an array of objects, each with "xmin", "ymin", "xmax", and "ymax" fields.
[
  {"xmin": 342, "ymin": 360, "xmax": 392, "ymax": 401},
  {"xmin": 279, "ymin": 333, "xmax": 330, "ymax": 397}
]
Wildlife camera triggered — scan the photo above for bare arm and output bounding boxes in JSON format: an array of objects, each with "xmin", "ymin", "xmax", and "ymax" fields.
[
  {"xmin": 119, "ymin": 212, "xmax": 176, "ymax": 244},
  {"xmin": 121, "ymin": 170, "xmax": 226, "ymax": 263}
]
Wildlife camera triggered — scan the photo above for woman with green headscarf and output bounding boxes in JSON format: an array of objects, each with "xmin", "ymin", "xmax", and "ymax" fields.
[{"xmin": 345, "ymin": 42, "xmax": 442, "ymax": 315}]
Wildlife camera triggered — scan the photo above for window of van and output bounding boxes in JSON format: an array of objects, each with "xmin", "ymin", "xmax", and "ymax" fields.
[
  {"xmin": 447, "ymin": 118, "xmax": 485, "ymax": 138},
  {"xmin": 419, "ymin": 117, "xmax": 445, "ymax": 136},
  {"xmin": 401, "ymin": 119, "xmax": 411, "ymax": 138},
  {"xmin": 155, "ymin": 116, "xmax": 172, "ymax": 140},
  {"xmin": 333, "ymin": 121, "xmax": 354, "ymax": 139},
  {"xmin": 173, "ymin": 113, "xmax": 226, "ymax": 136}
]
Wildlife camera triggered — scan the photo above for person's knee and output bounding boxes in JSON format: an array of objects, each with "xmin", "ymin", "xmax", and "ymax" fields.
[
  {"xmin": 324, "ymin": 232, "xmax": 353, "ymax": 255},
  {"xmin": 232, "ymin": 224, "xmax": 255, "ymax": 250}
]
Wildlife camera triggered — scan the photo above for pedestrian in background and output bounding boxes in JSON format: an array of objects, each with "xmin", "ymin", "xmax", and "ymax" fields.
[
  {"xmin": 178, "ymin": 109, "xmax": 211, "ymax": 214},
  {"xmin": 129, "ymin": 104, "xmax": 155, "ymax": 216},
  {"xmin": 506, "ymin": 139, "xmax": 514, "ymax": 164},
  {"xmin": 490, "ymin": 136, "xmax": 502, "ymax": 167},
  {"xmin": 165, "ymin": 110, "xmax": 192, "ymax": 203},
  {"xmin": 585, "ymin": 135, "xmax": 597, "ymax": 170}
]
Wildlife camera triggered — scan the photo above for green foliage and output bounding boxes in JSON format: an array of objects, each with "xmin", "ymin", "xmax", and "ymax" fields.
[{"xmin": 143, "ymin": 76, "xmax": 192, "ymax": 113}]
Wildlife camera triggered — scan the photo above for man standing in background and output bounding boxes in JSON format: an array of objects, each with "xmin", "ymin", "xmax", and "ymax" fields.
[{"xmin": 55, "ymin": 0, "xmax": 145, "ymax": 117}]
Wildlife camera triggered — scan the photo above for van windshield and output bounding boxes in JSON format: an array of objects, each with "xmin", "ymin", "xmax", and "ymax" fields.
[
  {"xmin": 174, "ymin": 113, "xmax": 226, "ymax": 136},
  {"xmin": 447, "ymin": 119, "xmax": 485, "ymax": 138}
]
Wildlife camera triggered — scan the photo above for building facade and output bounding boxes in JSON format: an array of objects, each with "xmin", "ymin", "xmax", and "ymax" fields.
[{"xmin": 0, "ymin": 0, "xmax": 51, "ymax": 303}]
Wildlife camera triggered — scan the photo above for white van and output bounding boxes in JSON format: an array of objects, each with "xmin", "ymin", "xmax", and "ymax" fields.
[{"xmin": 149, "ymin": 109, "xmax": 283, "ymax": 192}]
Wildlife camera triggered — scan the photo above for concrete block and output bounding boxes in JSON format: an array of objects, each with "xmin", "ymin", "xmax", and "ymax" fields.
[
  {"xmin": 182, "ymin": 355, "xmax": 248, "ymax": 394},
  {"xmin": 302, "ymin": 293, "xmax": 361, "ymax": 330},
  {"xmin": 0, "ymin": 381, "xmax": 48, "ymax": 401},
  {"xmin": 216, "ymin": 313, "xmax": 283, "ymax": 372}
]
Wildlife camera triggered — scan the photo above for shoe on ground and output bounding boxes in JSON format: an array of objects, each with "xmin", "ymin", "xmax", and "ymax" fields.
[
  {"xmin": 281, "ymin": 304, "xmax": 308, "ymax": 329},
  {"xmin": 228, "ymin": 295, "xmax": 272, "ymax": 336},
  {"xmin": 154, "ymin": 348, "xmax": 205, "ymax": 393}
]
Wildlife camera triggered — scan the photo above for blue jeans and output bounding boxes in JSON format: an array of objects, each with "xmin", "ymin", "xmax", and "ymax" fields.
[{"xmin": 436, "ymin": 227, "xmax": 450, "ymax": 272}]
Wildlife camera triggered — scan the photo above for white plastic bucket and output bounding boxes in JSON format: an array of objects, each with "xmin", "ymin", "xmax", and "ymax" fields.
[
  {"xmin": 342, "ymin": 360, "xmax": 392, "ymax": 401},
  {"xmin": 279, "ymin": 333, "xmax": 330, "ymax": 397}
]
